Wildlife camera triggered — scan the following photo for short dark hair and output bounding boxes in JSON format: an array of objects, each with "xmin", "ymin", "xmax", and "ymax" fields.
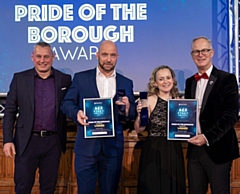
[
  {"xmin": 35, "ymin": 42, "xmax": 52, "ymax": 48},
  {"xmin": 33, "ymin": 42, "xmax": 54, "ymax": 55}
]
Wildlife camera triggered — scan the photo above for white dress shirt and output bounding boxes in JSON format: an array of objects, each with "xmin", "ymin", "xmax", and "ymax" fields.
[
  {"xmin": 195, "ymin": 65, "xmax": 213, "ymax": 135},
  {"xmin": 96, "ymin": 67, "xmax": 116, "ymax": 98}
]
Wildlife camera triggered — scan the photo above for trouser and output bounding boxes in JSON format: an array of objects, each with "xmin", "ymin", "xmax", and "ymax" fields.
[
  {"xmin": 14, "ymin": 134, "xmax": 61, "ymax": 194},
  {"xmin": 188, "ymin": 146, "xmax": 232, "ymax": 194}
]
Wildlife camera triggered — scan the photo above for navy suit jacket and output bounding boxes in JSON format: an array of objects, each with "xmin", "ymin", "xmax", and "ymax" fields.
[
  {"xmin": 3, "ymin": 68, "xmax": 72, "ymax": 156},
  {"xmin": 61, "ymin": 68, "xmax": 136, "ymax": 157},
  {"xmin": 185, "ymin": 66, "xmax": 239, "ymax": 164}
]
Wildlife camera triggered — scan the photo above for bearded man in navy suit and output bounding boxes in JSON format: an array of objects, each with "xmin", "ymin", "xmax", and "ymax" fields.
[
  {"xmin": 185, "ymin": 36, "xmax": 239, "ymax": 194},
  {"xmin": 3, "ymin": 42, "xmax": 72, "ymax": 194},
  {"xmin": 61, "ymin": 40, "xmax": 136, "ymax": 194}
]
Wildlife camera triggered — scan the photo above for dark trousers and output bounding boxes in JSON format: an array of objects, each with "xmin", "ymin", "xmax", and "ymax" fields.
[
  {"xmin": 14, "ymin": 134, "xmax": 61, "ymax": 194},
  {"xmin": 75, "ymin": 151, "xmax": 123, "ymax": 194},
  {"xmin": 187, "ymin": 146, "xmax": 232, "ymax": 194}
]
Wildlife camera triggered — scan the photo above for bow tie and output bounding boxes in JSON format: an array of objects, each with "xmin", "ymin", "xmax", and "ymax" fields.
[{"xmin": 194, "ymin": 73, "xmax": 209, "ymax": 81}]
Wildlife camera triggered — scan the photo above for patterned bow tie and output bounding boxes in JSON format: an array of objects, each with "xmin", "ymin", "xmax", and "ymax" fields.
[{"xmin": 194, "ymin": 73, "xmax": 209, "ymax": 81}]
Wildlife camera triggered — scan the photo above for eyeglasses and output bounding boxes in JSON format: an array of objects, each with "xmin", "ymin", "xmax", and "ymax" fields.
[{"xmin": 191, "ymin": 49, "xmax": 212, "ymax": 56}]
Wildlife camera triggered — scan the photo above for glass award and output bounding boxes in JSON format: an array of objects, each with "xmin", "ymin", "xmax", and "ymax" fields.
[
  {"xmin": 140, "ymin": 91, "xmax": 148, "ymax": 126},
  {"xmin": 117, "ymin": 89, "xmax": 126, "ymax": 122}
]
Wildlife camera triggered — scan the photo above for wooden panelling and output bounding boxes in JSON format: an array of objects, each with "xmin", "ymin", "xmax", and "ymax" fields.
[{"xmin": 0, "ymin": 119, "xmax": 240, "ymax": 193}]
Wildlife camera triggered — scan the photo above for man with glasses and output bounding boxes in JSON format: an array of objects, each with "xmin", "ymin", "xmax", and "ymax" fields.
[{"xmin": 184, "ymin": 36, "xmax": 239, "ymax": 194}]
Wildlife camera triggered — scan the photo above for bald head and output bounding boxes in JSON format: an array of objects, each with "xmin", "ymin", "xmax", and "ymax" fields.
[
  {"xmin": 99, "ymin": 40, "xmax": 118, "ymax": 53},
  {"xmin": 96, "ymin": 40, "xmax": 119, "ymax": 77}
]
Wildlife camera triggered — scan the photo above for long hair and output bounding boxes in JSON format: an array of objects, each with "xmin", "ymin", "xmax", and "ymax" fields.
[{"xmin": 147, "ymin": 65, "xmax": 179, "ymax": 98}]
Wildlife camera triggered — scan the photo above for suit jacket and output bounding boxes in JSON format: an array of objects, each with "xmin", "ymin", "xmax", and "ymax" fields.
[
  {"xmin": 185, "ymin": 66, "xmax": 239, "ymax": 164},
  {"xmin": 3, "ymin": 68, "xmax": 72, "ymax": 156},
  {"xmin": 61, "ymin": 68, "xmax": 136, "ymax": 157}
]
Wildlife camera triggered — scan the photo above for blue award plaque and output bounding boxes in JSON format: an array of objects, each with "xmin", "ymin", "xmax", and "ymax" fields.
[
  {"xmin": 83, "ymin": 98, "xmax": 115, "ymax": 138},
  {"xmin": 167, "ymin": 99, "xmax": 198, "ymax": 140}
]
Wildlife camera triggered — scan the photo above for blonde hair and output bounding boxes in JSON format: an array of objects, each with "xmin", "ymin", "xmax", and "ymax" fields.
[{"xmin": 147, "ymin": 65, "xmax": 179, "ymax": 98}]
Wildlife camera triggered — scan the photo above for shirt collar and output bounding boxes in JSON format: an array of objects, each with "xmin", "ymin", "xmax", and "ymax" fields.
[
  {"xmin": 96, "ymin": 66, "xmax": 116, "ymax": 78},
  {"xmin": 34, "ymin": 68, "xmax": 54, "ymax": 79},
  {"xmin": 205, "ymin": 65, "xmax": 213, "ymax": 77},
  {"xmin": 198, "ymin": 65, "xmax": 213, "ymax": 77}
]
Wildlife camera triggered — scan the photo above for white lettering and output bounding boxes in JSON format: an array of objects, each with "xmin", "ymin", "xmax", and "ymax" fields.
[
  {"xmin": 89, "ymin": 26, "xmax": 103, "ymax": 43},
  {"xmin": 15, "ymin": 5, "xmax": 27, "ymax": 22},
  {"xmin": 122, "ymin": 4, "xmax": 136, "ymax": 20},
  {"xmin": 28, "ymin": 5, "xmax": 41, "ymax": 21},
  {"xmin": 58, "ymin": 26, "xmax": 72, "ymax": 43},
  {"xmin": 41, "ymin": 26, "xmax": 58, "ymax": 43},
  {"xmin": 49, "ymin": 5, "xmax": 62, "ymax": 21},
  {"xmin": 15, "ymin": 4, "xmax": 74, "ymax": 22},
  {"xmin": 72, "ymin": 26, "xmax": 88, "ymax": 43},
  {"xmin": 78, "ymin": 4, "xmax": 106, "ymax": 21},
  {"xmin": 28, "ymin": 27, "xmax": 40, "ymax": 43},
  {"xmin": 78, "ymin": 4, "xmax": 95, "ymax": 21},
  {"xmin": 28, "ymin": 25, "xmax": 134, "ymax": 43},
  {"xmin": 119, "ymin": 25, "xmax": 134, "ymax": 42},
  {"xmin": 63, "ymin": 4, "xmax": 74, "ymax": 21},
  {"xmin": 110, "ymin": 3, "xmax": 147, "ymax": 20},
  {"xmin": 137, "ymin": 4, "xmax": 147, "ymax": 20},
  {"xmin": 95, "ymin": 4, "xmax": 106, "ymax": 20},
  {"xmin": 110, "ymin": 4, "xmax": 121, "ymax": 20},
  {"xmin": 53, "ymin": 46, "xmax": 98, "ymax": 60}
]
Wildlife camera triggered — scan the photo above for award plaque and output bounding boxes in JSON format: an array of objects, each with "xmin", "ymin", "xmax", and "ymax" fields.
[
  {"xmin": 167, "ymin": 99, "xmax": 198, "ymax": 140},
  {"xmin": 83, "ymin": 98, "xmax": 115, "ymax": 138}
]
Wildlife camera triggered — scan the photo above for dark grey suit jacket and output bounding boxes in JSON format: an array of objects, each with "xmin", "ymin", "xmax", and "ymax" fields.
[
  {"xmin": 3, "ymin": 68, "xmax": 72, "ymax": 156},
  {"xmin": 185, "ymin": 66, "xmax": 239, "ymax": 164}
]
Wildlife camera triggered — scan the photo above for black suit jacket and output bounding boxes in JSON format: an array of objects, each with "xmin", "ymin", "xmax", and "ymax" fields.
[
  {"xmin": 185, "ymin": 66, "xmax": 239, "ymax": 164},
  {"xmin": 3, "ymin": 68, "xmax": 72, "ymax": 156}
]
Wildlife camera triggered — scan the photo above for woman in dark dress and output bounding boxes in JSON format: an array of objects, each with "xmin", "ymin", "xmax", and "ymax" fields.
[{"xmin": 134, "ymin": 65, "xmax": 186, "ymax": 194}]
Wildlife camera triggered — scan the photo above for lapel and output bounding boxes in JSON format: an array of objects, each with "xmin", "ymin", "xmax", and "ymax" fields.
[
  {"xmin": 190, "ymin": 79, "xmax": 197, "ymax": 99},
  {"xmin": 115, "ymin": 73, "xmax": 123, "ymax": 101},
  {"xmin": 190, "ymin": 66, "xmax": 218, "ymax": 113},
  {"xmin": 201, "ymin": 72, "xmax": 217, "ymax": 112},
  {"xmin": 116, "ymin": 74, "xmax": 121, "ymax": 91},
  {"xmin": 89, "ymin": 69, "xmax": 100, "ymax": 97},
  {"xmin": 26, "ymin": 68, "xmax": 35, "ymax": 111},
  {"xmin": 53, "ymin": 68, "xmax": 62, "ymax": 116}
]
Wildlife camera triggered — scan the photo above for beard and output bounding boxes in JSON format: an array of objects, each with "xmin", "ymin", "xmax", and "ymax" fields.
[{"xmin": 98, "ymin": 61, "xmax": 115, "ymax": 73}]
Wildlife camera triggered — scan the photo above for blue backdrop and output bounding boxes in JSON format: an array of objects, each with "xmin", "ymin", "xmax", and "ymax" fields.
[{"xmin": 0, "ymin": 0, "xmax": 228, "ymax": 93}]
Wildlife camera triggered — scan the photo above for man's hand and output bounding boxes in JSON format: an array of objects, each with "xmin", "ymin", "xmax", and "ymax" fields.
[
  {"xmin": 77, "ymin": 110, "xmax": 89, "ymax": 126},
  {"xmin": 187, "ymin": 134, "xmax": 207, "ymax": 146},
  {"xmin": 116, "ymin": 96, "xmax": 130, "ymax": 116},
  {"xmin": 3, "ymin": 142, "xmax": 16, "ymax": 158}
]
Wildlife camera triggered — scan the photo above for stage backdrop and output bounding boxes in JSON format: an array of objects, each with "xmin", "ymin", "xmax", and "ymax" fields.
[{"xmin": 0, "ymin": 0, "xmax": 228, "ymax": 94}]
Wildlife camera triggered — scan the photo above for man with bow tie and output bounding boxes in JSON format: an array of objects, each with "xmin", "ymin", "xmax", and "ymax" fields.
[{"xmin": 184, "ymin": 36, "xmax": 239, "ymax": 194}]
